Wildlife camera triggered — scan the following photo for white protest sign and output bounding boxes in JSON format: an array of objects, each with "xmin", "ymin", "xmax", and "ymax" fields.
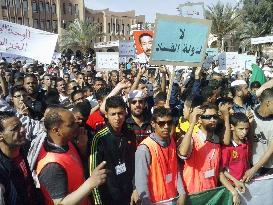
[
  {"xmin": 96, "ymin": 52, "xmax": 119, "ymax": 71},
  {"xmin": 218, "ymin": 52, "xmax": 239, "ymax": 70},
  {"xmin": 119, "ymin": 41, "xmax": 135, "ymax": 57},
  {"xmin": 240, "ymin": 175, "xmax": 273, "ymax": 205},
  {"xmin": 178, "ymin": 2, "xmax": 205, "ymax": 19},
  {"xmin": 52, "ymin": 52, "xmax": 62, "ymax": 63},
  {"xmin": 94, "ymin": 40, "xmax": 119, "ymax": 49},
  {"xmin": 251, "ymin": 36, "xmax": 273, "ymax": 45},
  {"xmin": 238, "ymin": 54, "xmax": 256, "ymax": 70},
  {"xmin": 0, "ymin": 20, "xmax": 58, "ymax": 64}
]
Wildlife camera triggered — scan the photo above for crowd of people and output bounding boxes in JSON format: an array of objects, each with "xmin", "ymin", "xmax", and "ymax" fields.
[{"xmin": 0, "ymin": 55, "xmax": 273, "ymax": 205}]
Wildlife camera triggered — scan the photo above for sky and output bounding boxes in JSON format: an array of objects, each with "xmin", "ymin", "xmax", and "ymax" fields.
[{"xmin": 85, "ymin": 0, "xmax": 239, "ymax": 23}]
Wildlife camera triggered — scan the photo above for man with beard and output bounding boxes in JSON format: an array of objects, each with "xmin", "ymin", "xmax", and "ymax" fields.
[
  {"xmin": 0, "ymin": 111, "xmax": 43, "ymax": 205},
  {"xmin": 136, "ymin": 33, "xmax": 153, "ymax": 64},
  {"xmin": 126, "ymin": 90, "xmax": 152, "ymax": 146},
  {"xmin": 178, "ymin": 103, "xmax": 222, "ymax": 194},
  {"xmin": 230, "ymin": 80, "xmax": 252, "ymax": 114},
  {"xmin": 23, "ymin": 74, "xmax": 45, "ymax": 120}
]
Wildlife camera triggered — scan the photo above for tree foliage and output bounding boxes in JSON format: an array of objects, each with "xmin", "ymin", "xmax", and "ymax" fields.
[
  {"xmin": 205, "ymin": 2, "xmax": 240, "ymax": 50},
  {"xmin": 60, "ymin": 19, "xmax": 104, "ymax": 53}
]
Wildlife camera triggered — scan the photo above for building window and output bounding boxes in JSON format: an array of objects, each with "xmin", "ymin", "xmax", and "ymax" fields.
[
  {"xmin": 122, "ymin": 24, "xmax": 124, "ymax": 35},
  {"xmin": 23, "ymin": 0, "xmax": 28, "ymax": 12},
  {"xmin": 63, "ymin": 21, "xmax": 67, "ymax": 29},
  {"xmin": 116, "ymin": 24, "xmax": 120, "ymax": 33},
  {"xmin": 45, "ymin": 2, "xmax": 49, "ymax": 12},
  {"xmin": 99, "ymin": 37, "xmax": 102, "ymax": 42},
  {"xmin": 18, "ymin": 17, "xmax": 22, "ymax": 24},
  {"xmin": 46, "ymin": 20, "xmax": 50, "ymax": 30},
  {"xmin": 32, "ymin": 1, "xmax": 37, "ymax": 12},
  {"xmin": 52, "ymin": 20, "xmax": 57, "ymax": 31},
  {"xmin": 68, "ymin": 3, "xmax": 72, "ymax": 15},
  {"xmin": 16, "ymin": 0, "xmax": 21, "ymax": 9},
  {"xmin": 40, "ymin": 20, "xmax": 45, "ymax": 29},
  {"xmin": 75, "ymin": 4, "xmax": 79, "ymax": 16},
  {"xmin": 110, "ymin": 36, "xmax": 111, "ymax": 41},
  {"xmin": 52, "ymin": 3, "xmax": 56, "ymax": 14},
  {"xmin": 11, "ymin": 17, "xmax": 15, "ymax": 23},
  {"xmin": 100, "ymin": 23, "xmax": 103, "ymax": 33},
  {"xmin": 33, "ymin": 19, "xmax": 38, "ymax": 28},
  {"xmin": 113, "ymin": 23, "xmax": 115, "ymax": 33},
  {"xmin": 39, "ymin": 1, "xmax": 44, "ymax": 12},
  {"xmin": 24, "ymin": 17, "xmax": 29, "ymax": 26},
  {"xmin": 10, "ymin": 0, "xmax": 15, "ymax": 8},
  {"xmin": 1, "ymin": 0, "xmax": 7, "ymax": 7},
  {"xmin": 63, "ymin": 3, "xmax": 66, "ymax": 14},
  {"xmin": 108, "ymin": 23, "xmax": 111, "ymax": 33},
  {"xmin": 127, "ymin": 24, "xmax": 130, "ymax": 35}
]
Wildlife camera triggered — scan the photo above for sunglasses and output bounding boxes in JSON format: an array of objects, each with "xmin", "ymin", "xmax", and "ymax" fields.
[
  {"xmin": 200, "ymin": 115, "xmax": 218, "ymax": 120},
  {"xmin": 156, "ymin": 120, "xmax": 173, "ymax": 127},
  {"xmin": 131, "ymin": 99, "xmax": 144, "ymax": 105}
]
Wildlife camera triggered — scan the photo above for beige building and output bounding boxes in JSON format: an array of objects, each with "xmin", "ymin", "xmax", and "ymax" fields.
[
  {"xmin": 0, "ymin": 0, "xmax": 84, "ymax": 34},
  {"xmin": 86, "ymin": 8, "xmax": 145, "ymax": 44}
]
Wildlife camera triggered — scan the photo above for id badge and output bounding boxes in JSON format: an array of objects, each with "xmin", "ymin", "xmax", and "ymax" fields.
[
  {"xmin": 115, "ymin": 163, "xmax": 126, "ymax": 175},
  {"xmin": 204, "ymin": 169, "xmax": 215, "ymax": 178},
  {"xmin": 166, "ymin": 173, "xmax": 172, "ymax": 184}
]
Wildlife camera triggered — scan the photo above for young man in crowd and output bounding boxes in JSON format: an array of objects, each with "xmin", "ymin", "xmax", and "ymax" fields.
[
  {"xmin": 89, "ymin": 96, "xmax": 136, "ymax": 205},
  {"xmin": 135, "ymin": 107, "xmax": 186, "ymax": 205}
]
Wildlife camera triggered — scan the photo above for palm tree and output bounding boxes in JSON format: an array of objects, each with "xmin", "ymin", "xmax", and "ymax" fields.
[
  {"xmin": 205, "ymin": 2, "xmax": 241, "ymax": 51},
  {"xmin": 60, "ymin": 19, "xmax": 104, "ymax": 55}
]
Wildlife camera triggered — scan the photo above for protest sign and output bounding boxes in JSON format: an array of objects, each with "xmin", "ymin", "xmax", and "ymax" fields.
[
  {"xmin": 52, "ymin": 52, "xmax": 62, "ymax": 63},
  {"xmin": 150, "ymin": 13, "xmax": 211, "ymax": 66},
  {"xmin": 206, "ymin": 48, "xmax": 219, "ymax": 57},
  {"xmin": 251, "ymin": 36, "xmax": 273, "ymax": 45},
  {"xmin": 238, "ymin": 54, "xmax": 256, "ymax": 70},
  {"xmin": 218, "ymin": 52, "xmax": 239, "ymax": 71},
  {"xmin": 119, "ymin": 41, "xmax": 135, "ymax": 57},
  {"xmin": 96, "ymin": 52, "xmax": 119, "ymax": 71},
  {"xmin": 178, "ymin": 2, "xmax": 205, "ymax": 19},
  {"xmin": 94, "ymin": 40, "xmax": 119, "ymax": 49},
  {"xmin": 0, "ymin": 20, "xmax": 58, "ymax": 64}
]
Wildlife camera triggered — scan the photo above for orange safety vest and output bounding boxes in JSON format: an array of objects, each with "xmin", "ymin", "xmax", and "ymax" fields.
[
  {"xmin": 141, "ymin": 136, "xmax": 178, "ymax": 203},
  {"xmin": 36, "ymin": 142, "xmax": 90, "ymax": 205},
  {"xmin": 182, "ymin": 132, "xmax": 221, "ymax": 194}
]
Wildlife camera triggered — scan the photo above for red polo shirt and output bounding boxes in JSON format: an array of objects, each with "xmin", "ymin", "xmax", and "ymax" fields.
[
  {"xmin": 86, "ymin": 110, "xmax": 106, "ymax": 132},
  {"xmin": 221, "ymin": 140, "xmax": 250, "ymax": 180}
]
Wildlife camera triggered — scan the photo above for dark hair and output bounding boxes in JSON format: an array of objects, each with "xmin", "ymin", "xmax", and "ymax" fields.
[
  {"xmin": 260, "ymin": 88, "xmax": 273, "ymax": 103},
  {"xmin": 105, "ymin": 96, "xmax": 126, "ymax": 112},
  {"xmin": 230, "ymin": 112, "xmax": 249, "ymax": 126},
  {"xmin": 24, "ymin": 73, "xmax": 37, "ymax": 81},
  {"xmin": 200, "ymin": 103, "xmax": 218, "ymax": 112},
  {"xmin": 110, "ymin": 70, "xmax": 119, "ymax": 76},
  {"xmin": 184, "ymin": 95, "xmax": 204, "ymax": 109},
  {"xmin": 0, "ymin": 111, "xmax": 16, "ymax": 132},
  {"xmin": 154, "ymin": 92, "xmax": 167, "ymax": 105},
  {"xmin": 71, "ymin": 89, "xmax": 83, "ymax": 102},
  {"xmin": 72, "ymin": 100, "xmax": 91, "ymax": 120},
  {"xmin": 56, "ymin": 77, "xmax": 65, "ymax": 85},
  {"xmin": 94, "ymin": 77, "xmax": 104, "ymax": 83},
  {"xmin": 201, "ymin": 86, "xmax": 215, "ymax": 100},
  {"xmin": 44, "ymin": 108, "xmax": 65, "ymax": 130},
  {"xmin": 45, "ymin": 88, "xmax": 60, "ymax": 106},
  {"xmin": 76, "ymin": 72, "xmax": 85, "ymax": 78},
  {"xmin": 43, "ymin": 74, "xmax": 51, "ymax": 80},
  {"xmin": 216, "ymin": 97, "xmax": 233, "ymax": 106},
  {"xmin": 139, "ymin": 33, "xmax": 152, "ymax": 44},
  {"xmin": 96, "ymin": 87, "xmax": 109, "ymax": 101},
  {"xmin": 10, "ymin": 86, "xmax": 26, "ymax": 97},
  {"xmin": 250, "ymin": 81, "xmax": 261, "ymax": 89},
  {"xmin": 152, "ymin": 107, "xmax": 172, "ymax": 122}
]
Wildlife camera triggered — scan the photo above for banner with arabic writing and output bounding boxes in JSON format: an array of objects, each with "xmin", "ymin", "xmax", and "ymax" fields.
[
  {"xmin": 150, "ymin": 14, "xmax": 211, "ymax": 66},
  {"xmin": 0, "ymin": 20, "xmax": 58, "ymax": 64}
]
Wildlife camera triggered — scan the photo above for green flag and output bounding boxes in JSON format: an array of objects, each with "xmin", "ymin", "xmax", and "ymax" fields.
[
  {"xmin": 250, "ymin": 64, "xmax": 267, "ymax": 85},
  {"xmin": 188, "ymin": 186, "xmax": 233, "ymax": 205}
]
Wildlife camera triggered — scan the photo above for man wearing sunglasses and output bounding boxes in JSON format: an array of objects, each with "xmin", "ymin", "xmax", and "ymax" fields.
[
  {"xmin": 178, "ymin": 103, "xmax": 222, "ymax": 194},
  {"xmin": 126, "ymin": 90, "xmax": 152, "ymax": 146},
  {"xmin": 135, "ymin": 107, "xmax": 186, "ymax": 205}
]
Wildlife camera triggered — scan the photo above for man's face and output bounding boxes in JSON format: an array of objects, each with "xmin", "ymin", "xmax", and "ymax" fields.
[
  {"xmin": 58, "ymin": 111, "xmax": 78, "ymax": 140},
  {"xmin": 43, "ymin": 76, "xmax": 51, "ymax": 87},
  {"xmin": 56, "ymin": 80, "xmax": 66, "ymax": 94},
  {"xmin": 0, "ymin": 117, "xmax": 26, "ymax": 148},
  {"xmin": 73, "ymin": 111, "xmax": 85, "ymax": 127},
  {"xmin": 72, "ymin": 92, "xmax": 84, "ymax": 104},
  {"xmin": 94, "ymin": 80, "xmax": 104, "ymax": 92},
  {"xmin": 110, "ymin": 73, "xmax": 118, "ymax": 83},
  {"xmin": 77, "ymin": 74, "xmax": 84, "ymax": 85},
  {"xmin": 140, "ymin": 35, "xmax": 152, "ymax": 57},
  {"xmin": 199, "ymin": 108, "xmax": 218, "ymax": 133},
  {"xmin": 129, "ymin": 98, "xmax": 145, "ymax": 117},
  {"xmin": 64, "ymin": 74, "xmax": 70, "ymax": 83},
  {"xmin": 12, "ymin": 90, "xmax": 27, "ymax": 109},
  {"xmin": 152, "ymin": 116, "xmax": 172, "ymax": 139},
  {"xmin": 232, "ymin": 122, "xmax": 249, "ymax": 141},
  {"xmin": 105, "ymin": 107, "xmax": 126, "ymax": 131},
  {"xmin": 24, "ymin": 77, "xmax": 37, "ymax": 95},
  {"xmin": 67, "ymin": 81, "xmax": 78, "ymax": 95}
]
